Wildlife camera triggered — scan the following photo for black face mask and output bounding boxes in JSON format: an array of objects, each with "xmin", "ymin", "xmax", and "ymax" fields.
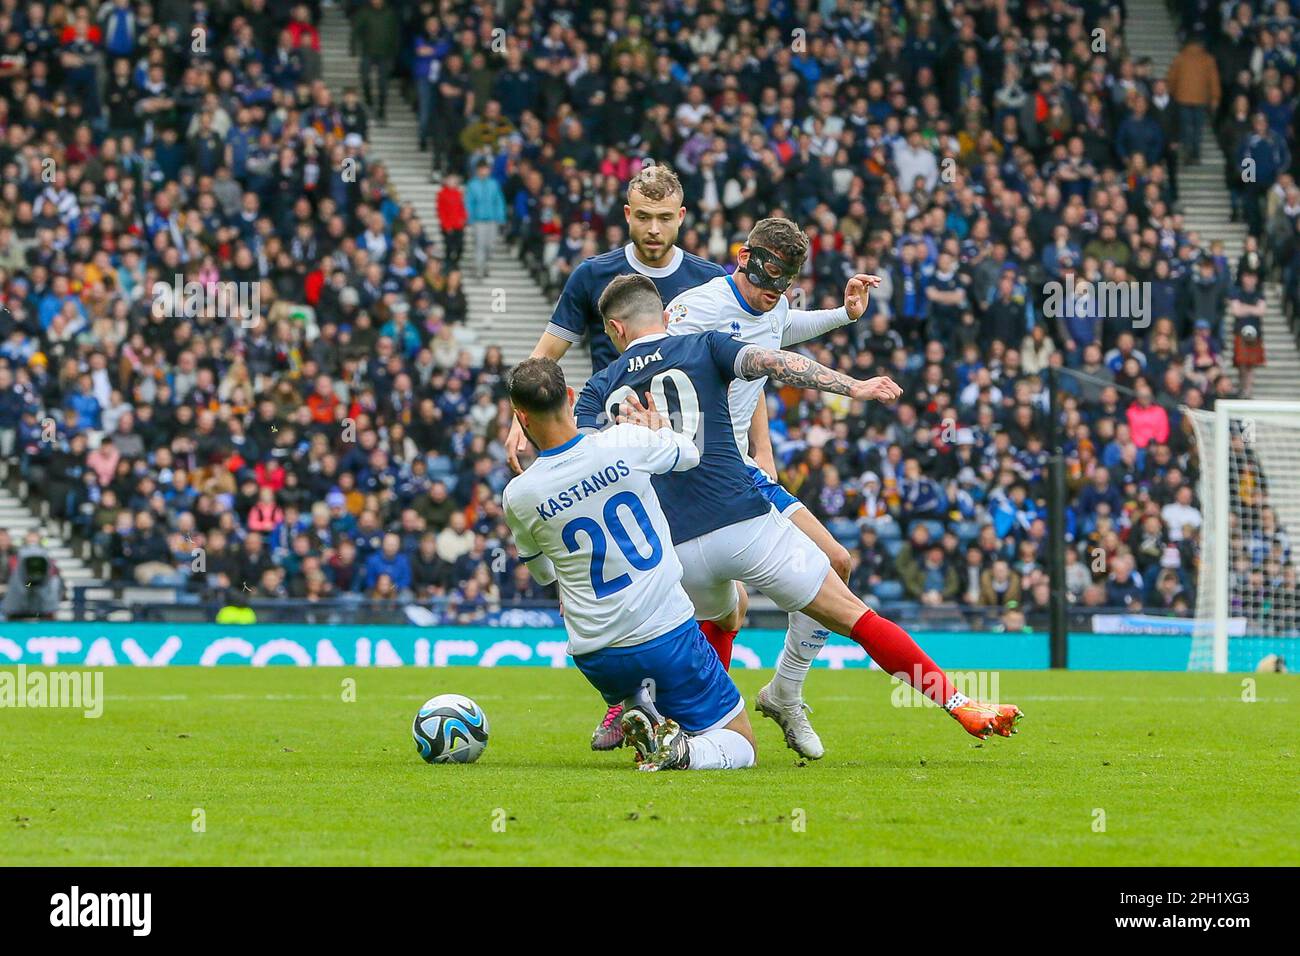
[{"xmin": 743, "ymin": 245, "xmax": 801, "ymax": 293}]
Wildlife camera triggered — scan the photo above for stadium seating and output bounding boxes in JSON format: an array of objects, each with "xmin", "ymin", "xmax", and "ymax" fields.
[{"xmin": 1, "ymin": 0, "xmax": 1297, "ymax": 634}]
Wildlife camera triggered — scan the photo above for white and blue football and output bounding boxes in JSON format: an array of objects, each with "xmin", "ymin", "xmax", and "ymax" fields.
[{"xmin": 412, "ymin": 694, "xmax": 490, "ymax": 764}]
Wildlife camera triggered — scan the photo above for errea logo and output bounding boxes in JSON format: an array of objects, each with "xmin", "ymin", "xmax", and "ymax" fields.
[
  {"xmin": 50, "ymin": 886, "xmax": 151, "ymax": 936},
  {"xmin": 627, "ymin": 348, "xmax": 663, "ymax": 373}
]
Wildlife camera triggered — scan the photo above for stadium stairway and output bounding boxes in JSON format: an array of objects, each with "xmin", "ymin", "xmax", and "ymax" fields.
[
  {"xmin": 1127, "ymin": 0, "xmax": 1300, "ymax": 400},
  {"xmin": 317, "ymin": 8, "xmax": 590, "ymax": 389},
  {"xmin": 0, "ymin": 466, "xmax": 99, "ymax": 615}
]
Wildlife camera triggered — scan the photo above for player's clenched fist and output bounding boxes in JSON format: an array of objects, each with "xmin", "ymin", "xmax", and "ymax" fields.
[
  {"xmin": 844, "ymin": 274, "xmax": 882, "ymax": 321},
  {"xmin": 850, "ymin": 375, "xmax": 902, "ymax": 403}
]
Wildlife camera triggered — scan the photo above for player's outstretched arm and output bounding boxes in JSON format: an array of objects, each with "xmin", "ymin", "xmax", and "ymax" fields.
[
  {"xmin": 782, "ymin": 274, "xmax": 882, "ymax": 347},
  {"xmin": 737, "ymin": 344, "xmax": 902, "ymax": 403}
]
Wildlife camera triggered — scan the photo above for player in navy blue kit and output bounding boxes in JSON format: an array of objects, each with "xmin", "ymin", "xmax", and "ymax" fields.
[
  {"xmin": 505, "ymin": 164, "xmax": 724, "ymax": 472},
  {"xmin": 577, "ymin": 330, "xmax": 774, "ymax": 551},
  {"xmin": 577, "ymin": 275, "xmax": 1025, "ymax": 748},
  {"xmin": 546, "ymin": 235, "xmax": 723, "ymax": 374}
]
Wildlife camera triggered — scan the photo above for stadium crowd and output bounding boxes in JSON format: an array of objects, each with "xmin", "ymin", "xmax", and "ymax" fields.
[{"xmin": 0, "ymin": 0, "xmax": 1296, "ymax": 631}]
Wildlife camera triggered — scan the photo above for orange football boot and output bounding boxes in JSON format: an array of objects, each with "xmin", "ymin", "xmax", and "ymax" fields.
[{"xmin": 950, "ymin": 699, "xmax": 1023, "ymax": 740}]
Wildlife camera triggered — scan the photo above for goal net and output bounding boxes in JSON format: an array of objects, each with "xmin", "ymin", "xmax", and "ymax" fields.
[{"xmin": 1186, "ymin": 401, "xmax": 1300, "ymax": 672}]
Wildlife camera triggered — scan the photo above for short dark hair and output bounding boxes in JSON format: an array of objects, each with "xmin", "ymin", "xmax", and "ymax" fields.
[
  {"xmin": 508, "ymin": 357, "xmax": 568, "ymax": 414},
  {"xmin": 598, "ymin": 273, "xmax": 663, "ymax": 328},
  {"xmin": 746, "ymin": 217, "xmax": 809, "ymax": 265}
]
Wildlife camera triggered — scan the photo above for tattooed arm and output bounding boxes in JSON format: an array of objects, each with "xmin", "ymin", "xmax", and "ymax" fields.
[{"xmin": 736, "ymin": 345, "xmax": 903, "ymax": 403}]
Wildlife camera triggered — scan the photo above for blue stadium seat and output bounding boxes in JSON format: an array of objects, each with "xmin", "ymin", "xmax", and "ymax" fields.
[
  {"xmin": 427, "ymin": 458, "xmax": 455, "ymax": 480},
  {"xmin": 872, "ymin": 580, "xmax": 905, "ymax": 602},
  {"xmin": 872, "ymin": 520, "xmax": 903, "ymax": 542},
  {"xmin": 827, "ymin": 518, "xmax": 859, "ymax": 546},
  {"xmin": 918, "ymin": 519, "xmax": 946, "ymax": 540}
]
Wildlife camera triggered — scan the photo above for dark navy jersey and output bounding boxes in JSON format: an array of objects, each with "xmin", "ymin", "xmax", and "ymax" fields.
[
  {"xmin": 547, "ymin": 244, "xmax": 727, "ymax": 373},
  {"xmin": 575, "ymin": 330, "xmax": 771, "ymax": 544}
]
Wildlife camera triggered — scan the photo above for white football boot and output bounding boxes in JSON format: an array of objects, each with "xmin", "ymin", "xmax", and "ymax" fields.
[{"xmin": 754, "ymin": 681, "xmax": 825, "ymax": 759}]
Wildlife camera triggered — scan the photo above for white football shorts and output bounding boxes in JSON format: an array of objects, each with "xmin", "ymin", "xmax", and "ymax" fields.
[{"xmin": 674, "ymin": 507, "xmax": 831, "ymax": 621}]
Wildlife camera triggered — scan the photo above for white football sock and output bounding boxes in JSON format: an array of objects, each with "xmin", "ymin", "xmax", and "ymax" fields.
[
  {"xmin": 685, "ymin": 728, "xmax": 755, "ymax": 770},
  {"xmin": 773, "ymin": 611, "xmax": 829, "ymax": 702}
]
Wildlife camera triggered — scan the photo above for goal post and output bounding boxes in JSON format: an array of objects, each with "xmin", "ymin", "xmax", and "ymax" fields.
[{"xmin": 1186, "ymin": 401, "xmax": 1300, "ymax": 672}]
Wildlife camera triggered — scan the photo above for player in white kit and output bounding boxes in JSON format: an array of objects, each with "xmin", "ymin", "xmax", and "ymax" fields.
[
  {"xmin": 501, "ymin": 357, "xmax": 758, "ymax": 771},
  {"xmin": 662, "ymin": 217, "xmax": 874, "ymax": 758}
]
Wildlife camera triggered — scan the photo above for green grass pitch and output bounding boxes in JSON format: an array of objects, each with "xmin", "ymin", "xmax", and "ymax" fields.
[{"xmin": 2, "ymin": 666, "xmax": 1296, "ymax": 866}]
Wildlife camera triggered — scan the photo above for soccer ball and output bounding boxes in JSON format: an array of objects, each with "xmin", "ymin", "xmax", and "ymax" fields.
[{"xmin": 412, "ymin": 694, "xmax": 490, "ymax": 764}]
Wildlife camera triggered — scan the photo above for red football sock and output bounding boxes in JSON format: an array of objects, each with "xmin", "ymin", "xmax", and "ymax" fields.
[
  {"xmin": 849, "ymin": 609, "xmax": 958, "ymax": 707},
  {"xmin": 699, "ymin": 619, "xmax": 737, "ymax": 671}
]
